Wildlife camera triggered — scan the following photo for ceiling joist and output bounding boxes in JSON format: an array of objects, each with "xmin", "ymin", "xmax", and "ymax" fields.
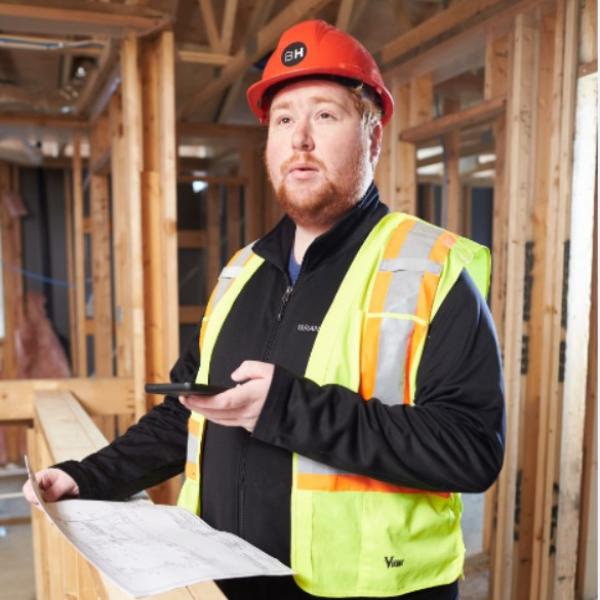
[
  {"xmin": 178, "ymin": 0, "xmax": 334, "ymax": 120},
  {"xmin": 0, "ymin": 1, "xmax": 171, "ymax": 37}
]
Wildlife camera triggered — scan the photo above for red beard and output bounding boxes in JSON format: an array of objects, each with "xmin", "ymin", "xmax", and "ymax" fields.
[{"xmin": 268, "ymin": 146, "xmax": 368, "ymax": 229}]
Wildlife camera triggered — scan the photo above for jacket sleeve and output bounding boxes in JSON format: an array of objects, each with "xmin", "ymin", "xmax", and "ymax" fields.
[
  {"xmin": 54, "ymin": 325, "xmax": 200, "ymax": 500},
  {"xmin": 252, "ymin": 270, "xmax": 505, "ymax": 494}
]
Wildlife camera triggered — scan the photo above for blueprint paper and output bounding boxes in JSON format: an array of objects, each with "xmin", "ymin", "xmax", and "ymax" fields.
[{"xmin": 25, "ymin": 457, "xmax": 292, "ymax": 597}]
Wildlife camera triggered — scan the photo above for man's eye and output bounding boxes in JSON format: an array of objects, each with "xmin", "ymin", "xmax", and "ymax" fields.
[
  {"xmin": 318, "ymin": 112, "xmax": 335, "ymax": 120},
  {"xmin": 277, "ymin": 116, "xmax": 292, "ymax": 125}
]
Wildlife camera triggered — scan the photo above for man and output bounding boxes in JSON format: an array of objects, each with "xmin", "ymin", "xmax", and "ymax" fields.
[{"xmin": 24, "ymin": 20, "xmax": 504, "ymax": 599}]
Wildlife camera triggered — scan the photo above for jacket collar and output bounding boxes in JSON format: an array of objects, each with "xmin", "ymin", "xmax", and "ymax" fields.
[{"xmin": 252, "ymin": 181, "xmax": 389, "ymax": 275}]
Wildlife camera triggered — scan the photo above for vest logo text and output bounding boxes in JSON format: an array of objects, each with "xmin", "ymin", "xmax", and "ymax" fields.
[
  {"xmin": 384, "ymin": 556, "xmax": 405, "ymax": 569},
  {"xmin": 297, "ymin": 323, "xmax": 320, "ymax": 333}
]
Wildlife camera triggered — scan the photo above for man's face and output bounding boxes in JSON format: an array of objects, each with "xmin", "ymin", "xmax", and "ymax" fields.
[{"xmin": 265, "ymin": 79, "xmax": 379, "ymax": 229}]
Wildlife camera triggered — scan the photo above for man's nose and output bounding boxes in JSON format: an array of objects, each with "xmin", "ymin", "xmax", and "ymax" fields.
[{"xmin": 291, "ymin": 119, "xmax": 314, "ymax": 152}]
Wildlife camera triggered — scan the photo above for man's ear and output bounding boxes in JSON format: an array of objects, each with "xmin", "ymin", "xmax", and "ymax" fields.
[{"xmin": 369, "ymin": 121, "xmax": 383, "ymax": 165}]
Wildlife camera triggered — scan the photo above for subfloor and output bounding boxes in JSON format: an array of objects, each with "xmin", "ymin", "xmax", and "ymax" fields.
[{"xmin": 0, "ymin": 469, "xmax": 489, "ymax": 600}]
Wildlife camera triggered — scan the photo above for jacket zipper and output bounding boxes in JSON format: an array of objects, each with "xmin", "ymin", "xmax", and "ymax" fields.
[{"xmin": 240, "ymin": 267, "xmax": 304, "ymax": 536}]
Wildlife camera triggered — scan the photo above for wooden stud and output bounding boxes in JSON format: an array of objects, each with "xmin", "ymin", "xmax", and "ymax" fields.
[
  {"xmin": 336, "ymin": 0, "xmax": 355, "ymax": 30},
  {"xmin": 491, "ymin": 12, "xmax": 537, "ymax": 600},
  {"xmin": 121, "ymin": 34, "xmax": 146, "ymax": 421},
  {"xmin": 442, "ymin": 100, "xmax": 462, "ymax": 233},
  {"xmin": 553, "ymin": 69, "xmax": 595, "ymax": 600},
  {"xmin": 530, "ymin": 0, "xmax": 579, "ymax": 596},
  {"xmin": 393, "ymin": 81, "xmax": 416, "ymax": 214},
  {"xmin": 71, "ymin": 133, "xmax": 87, "ymax": 376},
  {"xmin": 63, "ymin": 168, "xmax": 78, "ymax": 375}
]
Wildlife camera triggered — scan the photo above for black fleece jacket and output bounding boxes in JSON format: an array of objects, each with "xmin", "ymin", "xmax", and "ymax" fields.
[{"xmin": 56, "ymin": 183, "xmax": 505, "ymax": 600}]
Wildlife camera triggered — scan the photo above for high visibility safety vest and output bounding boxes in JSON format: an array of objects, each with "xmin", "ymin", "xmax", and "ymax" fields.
[{"xmin": 178, "ymin": 212, "xmax": 491, "ymax": 597}]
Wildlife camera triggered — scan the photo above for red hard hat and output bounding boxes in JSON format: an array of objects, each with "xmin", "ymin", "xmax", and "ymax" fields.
[{"xmin": 246, "ymin": 20, "xmax": 394, "ymax": 126}]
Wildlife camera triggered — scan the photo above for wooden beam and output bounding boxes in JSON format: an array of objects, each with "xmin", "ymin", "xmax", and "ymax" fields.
[
  {"xmin": 442, "ymin": 100, "xmax": 462, "ymax": 233},
  {"xmin": 72, "ymin": 133, "xmax": 87, "ymax": 376},
  {"xmin": 0, "ymin": 1, "xmax": 170, "ymax": 37},
  {"xmin": 0, "ymin": 113, "xmax": 87, "ymax": 129},
  {"xmin": 0, "ymin": 378, "xmax": 136, "ymax": 421},
  {"xmin": 399, "ymin": 96, "xmax": 506, "ymax": 143},
  {"xmin": 121, "ymin": 34, "xmax": 146, "ymax": 421},
  {"xmin": 220, "ymin": 0, "xmax": 238, "ymax": 54},
  {"xmin": 34, "ymin": 391, "xmax": 109, "ymax": 463},
  {"xmin": 0, "ymin": 33, "xmax": 103, "ymax": 56},
  {"xmin": 491, "ymin": 12, "xmax": 537, "ymax": 600},
  {"xmin": 383, "ymin": 0, "xmax": 548, "ymax": 86},
  {"xmin": 176, "ymin": 45, "xmax": 231, "ymax": 65},
  {"xmin": 553, "ymin": 70, "xmax": 595, "ymax": 600},
  {"xmin": 206, "ymin": 184, "xmax": 220, "ymax": 290},
  {"xmin": 178, "ymin": 0, "xmax": 334, "ymax": 119},
  {"xmin": 217, "ymin": 0, "xmax": 275, "ymax": 122},
  {"xmin": 380, "ymin": 0, "xmax": 506, "ymax": 65},
  {"xmin": 198, "ymin": 0, "xmax": 221, "ymax": 52}
]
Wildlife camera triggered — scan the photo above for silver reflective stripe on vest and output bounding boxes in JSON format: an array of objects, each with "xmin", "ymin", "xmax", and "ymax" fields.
[
  {"xmin": 211, "ymin": 243, "xmax": 255, "ymax": 306},
  {"xmin": 186, "ymin": 431, "xmax": 199, "ymax": 465},
  {"xmin": 297, "ymin": 454, "xmax": 354, "ymax": 476},
  {"xmin": 372, "ymin": 221, "xmax": 442, "ymax": 406}
]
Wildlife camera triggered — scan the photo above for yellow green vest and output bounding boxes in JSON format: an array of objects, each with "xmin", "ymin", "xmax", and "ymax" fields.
[{"xmin": 178, "ymin": 212, "xmax": 491, "ymax": 597}]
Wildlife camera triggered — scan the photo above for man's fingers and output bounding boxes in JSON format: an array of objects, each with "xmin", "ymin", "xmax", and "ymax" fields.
[{"xmin": 231, "ymin": 360, "xmax": 273, "ymax": 382}]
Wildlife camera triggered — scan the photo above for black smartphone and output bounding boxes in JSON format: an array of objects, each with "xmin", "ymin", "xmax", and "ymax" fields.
[{"xmin": 144, "ymin": 382, "xmax": 230, "ymax": 396}]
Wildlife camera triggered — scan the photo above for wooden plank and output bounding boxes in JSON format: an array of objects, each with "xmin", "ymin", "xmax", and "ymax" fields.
[
  {"xmin": 0, "ymin": 0, "xmax": 170, "ymax": 37},
  {"xmin": 91, "ymin": 174, "xmax": 113, "ymax": 376},
  {"xmin": 553, "ymin": 70, "xmax": 596, "ymax": 600},
  {"xmin": 399, "ymin": 96, "xmax": 506, "ymax": 143},
  {"xmin": 383, "ymin": 0, "xmax": 548, "ymax": 86},
  {"xmin": 121, "ymin": 34, "xmax": 146, "ymax": 421},
  {"xmin": 442, "ymin": 99, "xmax": 461, "ymax": 233},
  {"xmin": 531, "ymin": 0, "xmax": 578, "ymax": 596},
  {"xmin": 380, "ymin": 0, "xmax": 506, "ymax": 65},
  {"xmin": 178, "ymin": 0, "xmax": 334, "ymax": 119},
  {"xmin": 217, "ymin": 0, "xmax": 275, "ymax": 122},
  {"xmin": 178, "ymin": 230, "xmax": 206, "ymax": 248},
  {"xmin": 220, "ymin": 0, "xmax": 238, "ymax": 54},
  {"xmin": 176, "ymin": 45, "xmax": 231, "ymax": 65},
  {"xmin": 198, "ymin": 0, "xmax": 221, "ymax": 52},
  {"xmin": 512, "ymin": 9, "xmax": 553, "ymax": 597},
  {"xmin": 240, "ymin": 147, "xmax": 264, "ymax": 242},
  {"xmin": 485, "ymin": 33, "xmax": 510, "ymax": 98},
  {"xmin": 491, "ymin": 12, "xmax": 537, "ymax": 600},
  {"xmin": 72, "ymin": 133, "xmax": 87, "ymax": 376},
  {"xmin": 35, "ymin": 391, "xmax": 109, "ymax": 463},
  {"xmin": 392, "ymin": 81, "xmax": 416, "ymax": 213},
  {"xmin": 63, "ymin": 169, "xmax": 78, "ymax": 375},
  {"xmin": 0, "ymin": 378, "xmax": 135, "ymax": 421},
  {"xmin": 0, "ymin": 113, "xmax": 88, "ymax": 129}
]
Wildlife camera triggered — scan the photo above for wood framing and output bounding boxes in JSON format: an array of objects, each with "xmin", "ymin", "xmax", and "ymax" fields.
[
  {"xmin": 121, "ymin": 34, "xmax": 146, "ymax": 421},
  {"xmin": 0, "ymin": 1, "xmax": 170, "ymax": 37},
  {"xmin": 0, "ymin": 378, "xmax": 136, "ymax": 421},
  {"xmin": 491, "ymin": 11, "xmax": 537, "ymax": 600},
  {"xmin": 28, "ymin": 391, "xmax": 226, "ymax": 599},
  {"xmin": 553, "ymin": 69, "xmax": 596, "ymax": 600},
  {"xmin": 178, "ymin": 0, "xmax": 334, "ymax": 118}
]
